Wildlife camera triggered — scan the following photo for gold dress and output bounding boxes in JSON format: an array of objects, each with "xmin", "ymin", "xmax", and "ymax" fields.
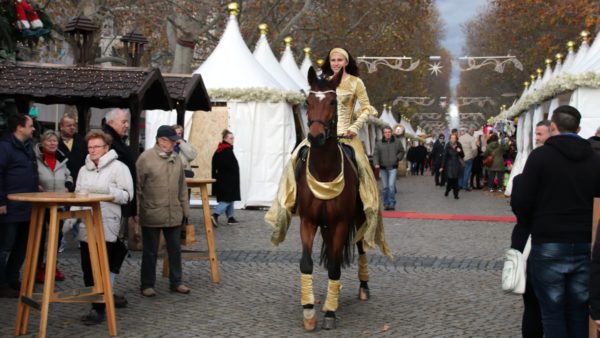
[{"xmin": 265, "ymin": 75, "xmax": 391, "ymax": 257}]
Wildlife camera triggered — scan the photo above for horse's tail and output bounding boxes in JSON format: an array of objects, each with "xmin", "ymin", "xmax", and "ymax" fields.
[{"xmin": 319, "ymin": 219, "xmax": 356, "ymax": 269}]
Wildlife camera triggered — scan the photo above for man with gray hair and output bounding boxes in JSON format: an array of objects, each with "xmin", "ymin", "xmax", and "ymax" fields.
[
  {"xmin": 534, "ymin": 120, "xmax": 551, "ymax": 147},
  {"xmin": 102, "ymin": 108, "xmax": 136, "ymax": 308}
]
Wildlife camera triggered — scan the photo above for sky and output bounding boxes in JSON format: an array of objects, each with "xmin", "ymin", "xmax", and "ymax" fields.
[{"xmin": 436, "ymin": 0, "xmax": 489, "ymax": 90}]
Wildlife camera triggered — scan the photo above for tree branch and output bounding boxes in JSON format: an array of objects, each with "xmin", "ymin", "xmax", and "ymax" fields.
[{"xmin": 272, "ymin": 0, "xmax": 312, "ymax": 46}]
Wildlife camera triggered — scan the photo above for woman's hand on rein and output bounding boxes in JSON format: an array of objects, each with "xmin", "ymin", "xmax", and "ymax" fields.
[{"xmin": 344, "ymin": 130, "xmax": 356, "ymax": 139}]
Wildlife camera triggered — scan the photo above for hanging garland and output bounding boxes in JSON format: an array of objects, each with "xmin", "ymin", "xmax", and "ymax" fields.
[
  {"xmin": 506, "ymin": 71, "xmax": 600, "ymax": 118},
  {"xmin": 207, "ymin": 87, "xmax": 305, "ymax": 105}
]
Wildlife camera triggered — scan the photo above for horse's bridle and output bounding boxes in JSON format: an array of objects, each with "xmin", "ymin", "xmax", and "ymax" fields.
[{"xmin": 307, "ymin": 90, "xmax": 337, "ymax": 140}]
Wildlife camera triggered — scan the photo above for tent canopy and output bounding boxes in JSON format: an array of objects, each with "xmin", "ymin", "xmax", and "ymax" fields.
[{"xmin": 195, "ymin": 14, "xmax": 282, "ymax": 91}]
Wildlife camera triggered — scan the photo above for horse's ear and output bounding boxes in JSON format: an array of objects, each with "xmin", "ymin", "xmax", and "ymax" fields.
[
  {"xmin": 307, "ymin": 66, "xmax": 318, "ymax": 87},
  {"xmin": 330, "ymin": 69, "xmax": 343, "ymax": 88}
]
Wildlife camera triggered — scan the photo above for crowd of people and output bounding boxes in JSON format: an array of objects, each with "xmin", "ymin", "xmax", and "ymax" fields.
[{"xmin": 0, "ymin": 108, "xmax": 241, "ymax": 326}]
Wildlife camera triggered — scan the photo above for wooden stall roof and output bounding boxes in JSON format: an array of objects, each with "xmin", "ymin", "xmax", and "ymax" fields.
[
  {"xmin": 163, "ymin": 73, "xmax": 211, "ymax": 112},
  {"xmin": 0, "ymin": 62, "xmax": 172, "ymax": 110}
]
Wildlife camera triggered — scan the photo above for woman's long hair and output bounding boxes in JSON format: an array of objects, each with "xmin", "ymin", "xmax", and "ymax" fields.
[{"xmin": 321, "ymin": 47, "xmax": 359, "ymax": 77}]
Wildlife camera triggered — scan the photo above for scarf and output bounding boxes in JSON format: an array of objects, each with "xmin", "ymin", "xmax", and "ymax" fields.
[
  {"xmin": 216, "ymin": 142, "xmax": 232, "ymax": 153},
  {"xmin": 43, "ymin": 149, "xmax": 57, "ymax": 171}
]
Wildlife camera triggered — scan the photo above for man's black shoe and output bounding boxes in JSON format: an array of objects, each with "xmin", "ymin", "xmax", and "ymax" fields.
[
  {"xmin": 81, "ymin": 309, "xmax": 105, "ymax": 326},
  {"xmin": 210, "ymin": 214, "xmax": 219, "ymax": 228},
  {"xmin": 114, "ymin": 293, "xmax": 128, "ymax": 308},
  {"xmin": 227, "ymin": 217, "xmax": 239, "ymax": 225}
]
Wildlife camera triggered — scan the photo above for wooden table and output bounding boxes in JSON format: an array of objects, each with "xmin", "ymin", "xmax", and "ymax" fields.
[
  {"xmin": 8, "ymin": 192, "xmax": 116, "ymax": 338},
  {"xmin": 162, "ymin": 178, "xmax": 220, "ymax": 283}
]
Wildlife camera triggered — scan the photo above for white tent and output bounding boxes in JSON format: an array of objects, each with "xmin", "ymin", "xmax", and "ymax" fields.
[
  {"xmin": 191, "ymin": 7, "xmax": 298, "ymax": 207},
  {"xmin": 499, "ymin": 34, "xmax": 600, "ymax": 196},
  {"xmin": 505, "ymin": 110, "xmax": 526, "ymax": 196},
  {"xmin": 300, "ymin": 47, "xmax": 313, "ymax": 80},
  {"xmin": 568, "ymin": 36, "xmax": 600, "ymax": 138},
  {"xmin": 253, "ymin": 27, "xmax": 301, "ymax": 92},
  {"xmin": 280, "ymin": 38, "xmax": 310, "ymax": 93}
]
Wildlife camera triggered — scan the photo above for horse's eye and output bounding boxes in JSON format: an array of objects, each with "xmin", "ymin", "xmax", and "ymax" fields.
[
  {"xmin": 305, "ymin": 100, "xmax": 309, "ymax": 106},
  {"xmin": 331, "ymin": 99, "xmax": 337, "ymax": 106}
]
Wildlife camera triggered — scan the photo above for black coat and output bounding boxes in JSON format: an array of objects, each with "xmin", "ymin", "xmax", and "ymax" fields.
[
  {"xmin": 441, "ymin": 142, "xmax": 464, "ymax": 179},
  {"xmin": 414, "ymin": 145, "xmax": 428, "ymax": 162},
  {"xmin": 511, "ymin": 135, "xmax": 600, "ymax": 244},
  {"xmin": 211, "ymin": 142, "xmax": 240, "ymax": 202},
  {"xmin": 0, "ymin": 135, "xmax": 38, "ymax": 223},
  {"xmin": 58, "ymin": 133, "xmax": 87, "ymax": 190},
  {"xmin": 103, "ymin": 124, "xmax": 137, "ymax": 217},
  {"xmin": 431, "ymin": 140, "xmax": 445, "ymax": 166}
]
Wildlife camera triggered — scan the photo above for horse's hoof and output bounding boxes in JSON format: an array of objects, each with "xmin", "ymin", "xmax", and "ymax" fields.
[
  {"xmin": 322, "ymin": 316, "xmax": 337, "ymax": 330},
  {"xmin": 358, "ymin": 287, "xmax": 370, "ymax": 301},
  {"xmin": 303, "ymin": 309, "xmax": 317, "ymax": 331}
]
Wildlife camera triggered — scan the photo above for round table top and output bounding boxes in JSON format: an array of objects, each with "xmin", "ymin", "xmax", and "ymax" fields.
[
  {"xmin": 8, "ymin": 192, "xmax": 114, "ymax": 203},
  {"xmin": 186, "ymin": 178, "xmax": 216, "ymax": 185}
]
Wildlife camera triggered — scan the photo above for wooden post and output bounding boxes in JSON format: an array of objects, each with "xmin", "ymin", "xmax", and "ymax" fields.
[
  {"xmin": 129, "ymin": 101, "xmax": 141, "ymax": 159},
  {"xmin": 590, "ymin": 198, "xmax": 600, "ymax": 338},
  {"xmin": 176, "ymin": 104, "xmax": 185, "ymax": 128},
  {"xmin": 76, "ymin": 105, "xmax": 89, "ymax": 136}
]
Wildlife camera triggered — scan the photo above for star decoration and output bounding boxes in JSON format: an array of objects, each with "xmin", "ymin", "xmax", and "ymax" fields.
[{"xmin": 427, "ymin": 61, "xmax": 443, "ymax": 76}]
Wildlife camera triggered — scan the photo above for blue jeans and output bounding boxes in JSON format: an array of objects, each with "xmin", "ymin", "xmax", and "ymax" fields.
[
  {"xmin": 460, "ymin": 159, "xmax": 473, "ymax": 189},
  {"xmin": 214, "ymin": 201, "xmax": 234, "ymax": 218},
  {"xmin": 529, "ymin": 243, "xmax": 590, "ymax": 338},
  {"xmin": 0, "ymin": 222, "xmax": 29, "ymax": 287},
  {"xmin": 379, "ymin": 168, "xmax": 397, "ymax": 208}
]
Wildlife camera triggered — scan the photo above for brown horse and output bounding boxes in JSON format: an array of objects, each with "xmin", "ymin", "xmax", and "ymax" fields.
[{"xmin": 296, "ymin": 67, "xmax": 369, "ymax": 331}]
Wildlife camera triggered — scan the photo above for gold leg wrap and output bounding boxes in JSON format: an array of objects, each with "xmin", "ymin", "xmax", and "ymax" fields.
[
  {"xmin": 301, "ymin": 273, "xmax": 315, "ymax": 305},
  {"xmin": 358, "ymin": 254, "xmax": 369, "ymax": 282},
  {"xmin": 323, "ymin": 279, "xmax": 342, "ymax": 312}
]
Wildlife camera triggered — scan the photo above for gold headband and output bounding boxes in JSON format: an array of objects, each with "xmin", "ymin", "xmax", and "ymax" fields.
[{"xmin": 329, "ymin": 48, "xmax": 349, "ymax": 61}]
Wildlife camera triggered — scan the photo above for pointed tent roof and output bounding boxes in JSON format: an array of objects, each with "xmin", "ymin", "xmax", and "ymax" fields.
[
  {"xmin": 195, "ymin": 6, "xmax": 282, "ymax": 91},
  {"xmin": 253, "ymin": 25, "xmax": 301, "ymax": 92},
  {"xmin": 541, "ymin": 61, "xmax": 553, "ymax": 84},
  {"xmin": 580, "ymin": 32, "xmax": 600, "ymax": 72},
  {"xmin": 559, "ymin": 41, "xmax": 577, "ymax": 74},
  {"xmin": 300, "ymin": 47, "xmax": 313, "ymax": 79},
  {"xmin": 279, "ymin": 37, "xmax": 309, "ymax": 92},
  {"xmin": 566, "ymin": 38, "xmax": 590, "ymax": 74}
]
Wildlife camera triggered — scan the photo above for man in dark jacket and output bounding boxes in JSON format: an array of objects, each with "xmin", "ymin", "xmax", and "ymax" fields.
[
  {"xmin": 512, "ymin": 105, "xmax": 600, "ymax": 337},
  {"xmin": 58, "ymin": 114, "xmax": 87, "ymax": 188},
  {"xmin": 102, "ymin": 108, "xmax": 137, "ymax": 307},
  {"xmin": 0, "ymin": 113, "xmax": 38, "ymax": 298},
  {"xmin": 431, "ymin": 134, "xmax": 446, "ymax": 186},
  {"xmin": 103, "ymin": 108, "xmax": 137, "ymax": 220},
  {"xmin": 373, "ymin": 126, "xmax": 405, "ymax": 210},
  {"xmin": 413, "ymin": 141, "xmax": 428, "ymax": 175}
]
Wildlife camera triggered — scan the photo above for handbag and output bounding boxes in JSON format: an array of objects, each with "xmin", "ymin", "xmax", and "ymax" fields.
[
  {"xmin": 502, "ymin": 236, "xmax": 531, "ymax": 294},
  {"xmin": 483, "ymin": 155, "xmax": 494, "ymax": 167}
]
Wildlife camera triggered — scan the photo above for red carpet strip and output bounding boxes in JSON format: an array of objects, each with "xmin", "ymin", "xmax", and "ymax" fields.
[{"xmin": 383, "ymin": 211, "xmax": 516, "ymax": 223}]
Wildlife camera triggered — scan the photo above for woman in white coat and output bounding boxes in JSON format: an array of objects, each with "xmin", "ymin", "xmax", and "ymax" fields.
[{"xmin": 74, "ymin": 130, "xmax": 133, "ymax": 325}]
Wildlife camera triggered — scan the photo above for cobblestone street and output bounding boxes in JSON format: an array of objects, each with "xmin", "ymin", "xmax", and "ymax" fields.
[{"xmin": 0, "ymin": 175, "xmax": 522, "ymax": 337}]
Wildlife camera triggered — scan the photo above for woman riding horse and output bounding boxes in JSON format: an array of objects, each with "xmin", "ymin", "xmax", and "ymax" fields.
[{"xmin": 265, "ymin": 48, "xmax": 392, "ymax": 329}]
